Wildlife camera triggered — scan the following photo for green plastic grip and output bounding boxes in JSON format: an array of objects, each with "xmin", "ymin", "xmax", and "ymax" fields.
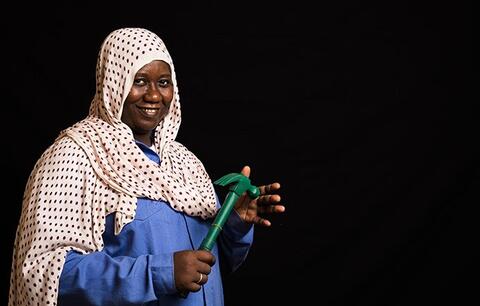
[
  {"xmin": 199, "ymin": 173, "xmax": 260, "ymax": 252},
  {"xmin": 179, "ymin": 172, "xmax": 260, "ymax": 298}
]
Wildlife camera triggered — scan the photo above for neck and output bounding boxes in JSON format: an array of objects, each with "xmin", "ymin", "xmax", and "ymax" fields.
[{"xmin": 134, "ymin": 133, "xmax": 153, "ymax": 147}]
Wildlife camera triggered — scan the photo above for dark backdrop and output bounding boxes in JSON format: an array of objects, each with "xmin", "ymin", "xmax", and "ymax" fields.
[{"xmin": 1, "ymin": 2, "xmax": 474, "ymax": 306}]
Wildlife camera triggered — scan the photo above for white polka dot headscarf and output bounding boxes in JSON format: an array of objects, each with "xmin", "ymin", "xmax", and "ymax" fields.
[{"xmin": 9, "ymin": 28, "xmax": 217, "ymax": 306}]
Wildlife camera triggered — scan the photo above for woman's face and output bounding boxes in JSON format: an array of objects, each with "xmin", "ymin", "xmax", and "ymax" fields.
[{"xmin": 121, "ymin": 60, "xmax": 174, "ymax": 145}]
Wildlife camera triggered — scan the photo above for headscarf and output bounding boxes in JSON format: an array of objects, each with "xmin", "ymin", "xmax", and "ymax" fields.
[{"xmin": 9, "ymin": 27, "xmax": 218, "ymax": 306}]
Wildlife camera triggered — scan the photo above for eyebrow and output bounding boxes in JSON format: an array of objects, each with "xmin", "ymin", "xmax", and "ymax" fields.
[{"xmin": 135, "ymin": 72, "xmax": 172, "ymax": 78}]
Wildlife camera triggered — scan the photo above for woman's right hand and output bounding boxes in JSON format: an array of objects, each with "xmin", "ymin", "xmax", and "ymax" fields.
[{"xmin": 173, "ymin": 250, "xmax": 216, "ymax": 294}]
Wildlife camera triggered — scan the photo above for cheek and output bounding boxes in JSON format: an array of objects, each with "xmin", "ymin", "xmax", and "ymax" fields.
[
  {"xmin": 167, "ymin": 95, "xmax": 174, "ymax": 107},
  {"xmin": 120, "ymin": 103, "xmax": 133, "ymax": 124},
  {"xmin": 165, "ymin": 91, "xmax": 174, "ymax": 104},
  {"xmin": 161, "ymin": 102, "xmax": 172, "ymax": 118},
  {"xmin": 125, "ymin": 89, "xmax": 142, "ymax": 104},
  {"xmin": 163, "ymin": 86, "xmax": 174, "ymax": 101}
]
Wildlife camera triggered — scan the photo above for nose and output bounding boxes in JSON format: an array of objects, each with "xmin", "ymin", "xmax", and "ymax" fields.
[{"xmin": 144, "ymin": 83, "xmax": 162, "ymax": 103}]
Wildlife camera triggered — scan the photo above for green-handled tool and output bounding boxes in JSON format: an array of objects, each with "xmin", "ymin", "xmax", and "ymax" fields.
[
  {"xmin": 199, "ymin": 172, "xmax": 260, "ymax": 251},
  {"xmin": 179, "ymin": 172, "xmax": 260, "ymax": 298}
]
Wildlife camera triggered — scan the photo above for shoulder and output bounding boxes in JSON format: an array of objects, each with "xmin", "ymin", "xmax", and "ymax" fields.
[
  {"xmin": 40, "ymin": 136, "xmax": 88, "ymax": 163},
  {"xmin": 31, "ymin": 136, "xmax": 92, "ymax": 175},
  {"xmin": 23, "ymin": 136, "xmax": 97, "ymax": 198},
  {"xmin": 168, "ymin": 141, "xmax": 212, "ymax": 177},
  {"xmin": 169, "ymin": 140, "xmax": 188, "ymax": 152},
  {"xmin": 169, "ymin": 141, "xmax": 202, "ymax": 161}
]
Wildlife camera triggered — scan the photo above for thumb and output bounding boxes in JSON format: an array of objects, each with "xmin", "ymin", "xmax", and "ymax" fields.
[{"xmin": 241, "ymin": 165, "xmax": 251, "ymax": 178}]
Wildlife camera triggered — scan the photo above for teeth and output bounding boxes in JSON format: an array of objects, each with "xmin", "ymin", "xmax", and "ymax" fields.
[{"xmin": 141, "ymin": 108, "xmax": 158, "ymax": 114}]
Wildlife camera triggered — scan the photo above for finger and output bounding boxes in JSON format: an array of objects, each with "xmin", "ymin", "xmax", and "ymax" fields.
[
  {"xmin": 257, "ymin": 204, "xmax": 286, "ymax": 214},
  {"xmin": 193, "ymin": 272, "xmax": 209, "ymax": 285},
  {"xmin": 252, "ymin": 216, "xmax": 271, "ymax": 227},
  {"xmin": 190, "ymin": 282, "xmax": 202, "ymax": 292},
  {"xmin": 259, "ymin": 182, "xmax": 281, "ymax": 195},
  {"xmin": 196, "ymin": 262, "xmax": 213, "ymax": 276},
  {"xmin": 240, "ymin": 165, "xmax": 251, "ymax": 178},
  {"xmin": 257, "ymin": 194, "xmax": 281, "ymax": 205},
  {"xmin": 195, "ymin": 250, "xmax": 216, "ymax": 266},
  {"xmin": 197, "ymin": 273, "xmax": 209, "ymax": 285}
]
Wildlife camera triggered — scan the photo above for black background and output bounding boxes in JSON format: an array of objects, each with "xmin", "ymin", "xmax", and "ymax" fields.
[{"xmin": 1, "ymin": 2, "xmax": 474, "ymax": 305}]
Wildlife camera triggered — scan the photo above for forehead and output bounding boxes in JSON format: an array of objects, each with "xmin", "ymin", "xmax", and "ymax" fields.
[{"xmin": 136, "ymin": 60, "xmax": 171, "ymax": 74}]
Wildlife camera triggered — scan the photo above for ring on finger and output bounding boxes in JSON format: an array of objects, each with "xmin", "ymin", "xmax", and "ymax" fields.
[{"xmin": 196, "ymin": 273, "xmax": 203, "ymax": 284}]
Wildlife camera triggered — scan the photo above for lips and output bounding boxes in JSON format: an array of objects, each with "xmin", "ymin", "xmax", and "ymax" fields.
[{"xmin": 137, "ymin": 106, "xmax": 160, "ymax": 117}]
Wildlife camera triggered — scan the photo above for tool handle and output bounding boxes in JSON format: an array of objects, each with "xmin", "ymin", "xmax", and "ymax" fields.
[
  {"xmin": 179, "ymin": 193, "xmax": 238, "ymax": 299},
  {"xmin": 199, "ymin": 193, "xmax": 238, "ymax": 251},
  {"xmin": 178, "ymin": 173, "xmax": 259, "ymax": 299}
]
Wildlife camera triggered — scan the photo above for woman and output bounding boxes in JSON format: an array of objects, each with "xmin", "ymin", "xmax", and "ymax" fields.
[{"xmin": 8, "ymin": 27, "xmax": 284, "ymax": 305}]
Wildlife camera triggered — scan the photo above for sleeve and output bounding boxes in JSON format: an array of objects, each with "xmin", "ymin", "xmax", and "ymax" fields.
[
  {"xmin": 217, "ymin": 199, "xmax": 255, "ymax": 273},
  {"xmin": 58, "ymin": 250, "xmax": 176, "ymax": 305}
]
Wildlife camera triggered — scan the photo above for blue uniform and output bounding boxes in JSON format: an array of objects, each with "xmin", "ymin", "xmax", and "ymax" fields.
[{"xmin": 58, "ymin": 142, "xmax": 254, "ymax": 305}]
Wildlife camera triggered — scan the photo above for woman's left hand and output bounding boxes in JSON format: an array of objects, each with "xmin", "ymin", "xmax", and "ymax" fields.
[{"xmin": 234, "ymin": 165, "xmax": 285, "ymax": 226}]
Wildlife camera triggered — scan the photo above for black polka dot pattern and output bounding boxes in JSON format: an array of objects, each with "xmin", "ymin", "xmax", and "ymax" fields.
[{"xmin": 9, "ymin": 28, "xmax": 217, "ymax": 306}]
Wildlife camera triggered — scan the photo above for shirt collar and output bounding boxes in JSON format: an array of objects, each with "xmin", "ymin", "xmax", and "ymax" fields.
[{"xmin": 135, "ymin": 140, "xmax": 161, "ymax": 164}]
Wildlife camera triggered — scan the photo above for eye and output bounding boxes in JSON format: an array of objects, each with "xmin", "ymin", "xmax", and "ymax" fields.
[
  {"xmin": 133, "ymin": 78, "xmax": 146, "ymax": 86},
  {"xmin": 158, "ymin": 78, "xmax": 172, "ymax": 87}
]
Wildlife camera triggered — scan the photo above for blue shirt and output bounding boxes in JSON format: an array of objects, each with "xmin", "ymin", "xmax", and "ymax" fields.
[{"xmin": 58, "ymin": 142, "xmax": 254, "ymax": 305}]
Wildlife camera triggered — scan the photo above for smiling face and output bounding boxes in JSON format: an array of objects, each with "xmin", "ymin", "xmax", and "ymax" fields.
[{"xmin": 121, "ymin": 60, "xmax": 174, "ymax": 146}]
